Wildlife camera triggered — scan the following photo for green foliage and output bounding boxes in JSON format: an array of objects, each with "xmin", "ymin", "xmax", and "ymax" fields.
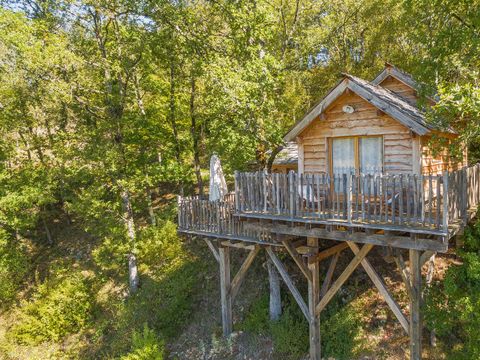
[
  {"xmin": 238, "ymin": 294, "xmax": 270, "ymax": 334},
  {"xmin": 425, "ymin": 218, "xmax": 480, "ymax": 359},
  {"xmin": 269, "ymin": 297, "xmax": 309, "ymax": 359},
  {"xmin": 0, "ymin": 229, "xmax": 28, "ymax": 305},
  {"xmin": 240, "ymin": 293, "xmax": 363, "ymax": 359},
  {"xmin": 120, "ymin": 323, "xmax": 164, "ymax": 360},
  {"xmin": 320, "ymin": 300, "xmax": 363, "ymax": 359},
  {"xmin": 137, "ymin": 221, "xmax": 182, "ymax": 268},
  {"xmin": 10, "ymin": 271, "xmax": 93, "ymax": 344}
]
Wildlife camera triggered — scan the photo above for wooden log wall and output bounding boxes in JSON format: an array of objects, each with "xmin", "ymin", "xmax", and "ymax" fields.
[{"xmin": 299, "ymin": 92, "xmax": 414, "ymax": 174}]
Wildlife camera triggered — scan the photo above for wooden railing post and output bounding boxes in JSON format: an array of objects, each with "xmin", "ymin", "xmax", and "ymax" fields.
[
  {"xmin": 234, "ymin": 170, "xmax": 240, "ymax": 213},
  {"xmin": 289, "ymin": 171, "xmax": 295, "ymax": 218},
  {"xmin": 442, "ymin": 171, "xmax": 449, "ymax": 232},
  {"xmin": 263, "ymin": 169, "xmax": 268, "ymax": 213},
  {"xmin": 347, "ymin": 173, "xmax": 353, "ymax": 223},
  {"xmin": 177, "ymin": 195, "xmax": 182, "ymax": 229}
]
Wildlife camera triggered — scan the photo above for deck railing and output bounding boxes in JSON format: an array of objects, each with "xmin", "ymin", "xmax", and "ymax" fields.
[
  {"xmin": 177, "ymin": 192, "xmax": 273, "ymax": 241},
  {"xmin": 234, "ymin": 164, "xmax": 480, "ymax": 232},
  {"xmin": 177, "ymin": 164, "xmax": 480, "ymax": 237}
]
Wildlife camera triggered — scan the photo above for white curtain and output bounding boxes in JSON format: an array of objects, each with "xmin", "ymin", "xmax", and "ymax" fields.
[
  {"xmin": 359, "ymin": 137, "xmax": 383, "ymax": 174},
  {"xmin": 332, "ymin": 138, "xmax": 355, "ymax": 174}
]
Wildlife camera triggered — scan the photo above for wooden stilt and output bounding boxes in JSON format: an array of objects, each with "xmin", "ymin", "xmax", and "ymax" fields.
[
  {"xmin": 409, "ymin": 248, "xmax": 422, "ymax": 359},
  {"xmin": 307, "ymin": 237, "xmax": 321, "ymax": 360},
  {"xmin": 219, "ymin": 246, "xmax": 232, "ymax": 336},
  {"xmin": 425, "ymin": 253, "xmax": 437, "ymax": 347}
]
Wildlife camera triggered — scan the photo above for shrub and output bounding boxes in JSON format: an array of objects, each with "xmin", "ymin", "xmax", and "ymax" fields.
[
  {"xmin": 10, "ymin": 271, "xmax": 93, "ymax": 344},
  {"xmin": 241, "ymin": 293, "xmax": 363, "ymax": 359},
  {"xmin": 425, "ymin": 220, "xmax": 480, "ymax": 359},
  {"xmin": 120, "ymin": 324, "xmax": 164, "ymax": 360},
  {"xmin": 137, "ymin": 220, "xmax": 183, "ymax": 268},
  {"xmin": 270, "ymin": 298, "xmax": 309, "ymax": 359},
  {"xmin": 0, "ymin": 229, "xmax": 28, "ymax": 305}
]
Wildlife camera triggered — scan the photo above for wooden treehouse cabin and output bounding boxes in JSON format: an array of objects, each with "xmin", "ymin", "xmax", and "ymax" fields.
[{"xmin": 177, "ymin": 64, "xmax": 480, "ymax": 360}]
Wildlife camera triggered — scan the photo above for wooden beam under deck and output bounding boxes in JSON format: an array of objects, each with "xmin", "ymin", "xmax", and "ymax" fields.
[{"xmin": 243, "ymin": 222, "xmax": 448, "ymax": 252}]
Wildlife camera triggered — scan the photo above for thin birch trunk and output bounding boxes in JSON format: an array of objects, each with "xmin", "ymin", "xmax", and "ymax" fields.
[
  {"xmin": 267, "ymin": 258, "xmax": 282, "ymax": 321},
  {"xmin": 190, "ymin": 75, "xmax": 204, "ymax": 196},
  {"xmin": 121, "ymin": 188, "xmax": 139, "ymax": 293}
]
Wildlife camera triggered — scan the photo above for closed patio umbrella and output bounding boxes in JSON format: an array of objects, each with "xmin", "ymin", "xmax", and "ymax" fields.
[{"xmin": 209, "ymin": 154, "xmax": 228, "ymax": 201}]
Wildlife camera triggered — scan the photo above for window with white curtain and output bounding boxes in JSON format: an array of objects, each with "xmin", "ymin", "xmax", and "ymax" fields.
[
  {"xmin": 359, "ymin": 137, "xmax": 383, "ymax": 174},
  {"xmin": 331, "ymin": 136, "xmax": 383, "ymax": 175},
  {"xmin": 332, "ymin": 138, "xmax": 355, "ymax": 174}
]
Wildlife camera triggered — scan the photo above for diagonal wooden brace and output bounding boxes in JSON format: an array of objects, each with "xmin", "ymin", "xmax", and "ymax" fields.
[
  {"xmin": 316, "ymin": 242, "xmax": 374, "ymax": 315},
  {"xmin": 320, "ymin": 252, "xmax": 340, "ymax": 298},
  {"xmin": 349, "ymin": 242, "xmax": 409, "ymax": 334},
  {"xmin": 205, "ymin": 238, "xmax": 220, "ymax": 263},
  {"xmin": 230, "ymin": 246, "xmax": 261, "ymax": 300},
  {"xmin": 266, "ymin": 246, "xmax": 311, "ymax": 322},
  {"xmin": 283, "ymin": 240, "xmax": 312, "ymax": 281}
]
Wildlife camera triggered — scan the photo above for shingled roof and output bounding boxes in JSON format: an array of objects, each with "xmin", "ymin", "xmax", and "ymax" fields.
[
  {"xmin": 283, "ymin": 66, "xmax": 452, "ymax": 142},
  {"xmin": 272, "ymin": 142, "xmax": 298, "ymax": 166}
]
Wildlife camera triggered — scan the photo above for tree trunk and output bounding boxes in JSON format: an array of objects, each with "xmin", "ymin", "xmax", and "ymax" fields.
[
  {"xmin": 169, "ymin": 61, "xmax": 181, "ymax": 163},
  {"xmin": 128, "ymin": 253, "xmax": 139, "ymax": 293},
  {"xmin": 190, "ymin": 75, "xmax": 204, "ymax": 196},
  {"xmin": 267, "ymin": 258, "xmax": 282, "ymax": 320},
  {"xmin": 146, "ymin": 187, "xmax": 156, "ymax": 226},
  {"xmin": 41, "ymin": 216, "xmax": 53, "ymax": 245},
  {"xmin": 121, "ymin": 188, "xmax": 139, "ymax": 293}
]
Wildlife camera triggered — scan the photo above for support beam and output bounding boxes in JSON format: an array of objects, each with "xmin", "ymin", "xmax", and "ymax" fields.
[
  {"xmin": 320, "ymin": 252, "xmax": 340, "ymax": 298},
  {"xmin": 219, "ymin": 247, "xmax": 232, "ymax": 336},
  {"xmin": 424, "ymin": 253, "xmax": 436, "ymax": 347},
  {"xmin": 264, "ymin": 224, "xmax": 447, "ymax": 252},
  {"xmin": 221, "ymin": 240, "xmax": 255, "ymax": 251},
  {"xmin": 230, "ymin": 246, "xmax": 260, "ymax": 300},
  {"xmin": 409, "ymin": 249, "xmax": 423, "ymax": 359},
  {"xmin": 349, "ymin": 242, "xmax": 410, "ymax": 334},
  {"xmin": 307, "ymin": 237, "xmax": 321, "ymax": 360},
  {"xmin": 205, "ymin": 239, "xmax": 219, "ymax": 263},
  {"xmin": 309, "ymin": 242, "xmax": 349, "ymax": 263},
  {"xmin": 266, "ymin": 246, "xmax": 310, "ymax": 322},
  {"xmin": 283, "ymin": 240, "xmax": 312, "ymax": 281},
  {"xmin": 316, "ymin": 243, "xmax": 373, "ymax": 315}
]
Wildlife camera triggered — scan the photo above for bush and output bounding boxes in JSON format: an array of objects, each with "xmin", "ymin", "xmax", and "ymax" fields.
[
  {"xmin": 241, "ymin": 293, "xmax": 363, "ymax": 359},
  {"xmin": 0, "ymin": 229, "xmax": 28, "ymax": 305},
  {"xmin": 425, "ymin": 220, "xmax": 480, "ymax": 359},
  {"xmin": 137, "ymin": 220, "xmax": 182, "ymax": 268},
  {"xmin": 120, "ymin": 324, "xmax": 164, "ymax": 360},
  {"xmin": 10, "ymin": 271, "xmax": 93, "ymax": 344}
]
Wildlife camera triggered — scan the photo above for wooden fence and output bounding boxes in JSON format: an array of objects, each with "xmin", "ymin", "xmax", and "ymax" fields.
[
  {"xmin": 234, "ymin": 164, "xmax": 480, "ymax": 232},
  {"xmin": 177, "ymin": 164, "xmax": 480, "ymax": 237},
  {"xmin": 177, "ymin": 192, "xmax": 273, "ymax": 241}
]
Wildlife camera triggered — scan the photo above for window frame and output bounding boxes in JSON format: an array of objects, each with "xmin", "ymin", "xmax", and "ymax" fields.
[{"xmin": 328, "ymin": 135, "xmax": 384, "ymax": 176}]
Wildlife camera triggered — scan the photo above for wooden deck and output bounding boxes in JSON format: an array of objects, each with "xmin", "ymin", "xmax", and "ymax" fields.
[
  {"xmin": 178, "ymin": 164, "xmax": 480, "ymax": 252},
  {"xmin": 177, "ymin": 164, "xmax": 480, "ymax": 360}
]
